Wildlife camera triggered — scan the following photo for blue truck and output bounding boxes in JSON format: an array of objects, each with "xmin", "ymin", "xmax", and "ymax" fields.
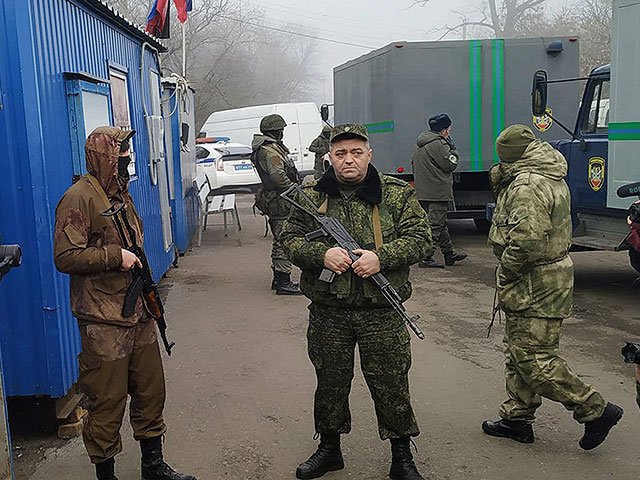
[{"xmin": 532, "ymin": 0, "xmax": 640, "ymax": 272}]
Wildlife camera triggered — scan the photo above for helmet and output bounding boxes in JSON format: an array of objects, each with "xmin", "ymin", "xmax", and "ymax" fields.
[{"xmin": 260, "ymin": 114, "xmax": 287, "ymax": 133}]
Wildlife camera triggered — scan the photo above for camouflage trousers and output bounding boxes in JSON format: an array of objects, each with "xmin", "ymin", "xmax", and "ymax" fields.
[
  {"xmin": 77, "ymin": 318, "xmax": 167, "ymax": 463},
  {"xmin": 500, "ymin": 314, "xmax": 606, "ymax": 424},
  {"xmin": 269, "ymin": 217, "xmax": 293, "ymax": 274},
  {"xmin": 419, "ymin": 201, "xmax": 452, "ymax": 258},
  {"xmin": 307, "ymin": 303, "xmax": 419, "ymax": 440}
]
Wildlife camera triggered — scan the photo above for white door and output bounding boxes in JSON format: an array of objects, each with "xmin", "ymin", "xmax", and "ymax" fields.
[{"xmin": 149, "ymin": 71, "xmax": 173, "ymax": 251}]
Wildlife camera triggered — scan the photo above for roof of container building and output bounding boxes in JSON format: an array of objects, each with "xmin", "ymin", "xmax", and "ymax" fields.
[{"xmin": 77, "ymin": 0, "xmax": 168, "ymax": 53}]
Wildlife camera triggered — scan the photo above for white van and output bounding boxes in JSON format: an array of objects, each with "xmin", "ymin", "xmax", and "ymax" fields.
[{"xmin": 200, "ymin": 102, "xmax": 324, "ymax": 175}]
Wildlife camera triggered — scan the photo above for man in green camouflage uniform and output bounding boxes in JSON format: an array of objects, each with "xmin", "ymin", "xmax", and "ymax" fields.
[
  {"xmin": 54, "ymin": 127, "xmax": 196, "ymax": 480},
  {"xmin": 251, "ymin": 114, "xmax": 302, "ymax": 295},
  {"xmin": 281, "ymin": 124, "xmax": 431, "ymax": 480},
  {"xmin": 309, "ymin": 124, "xmax": 331, "ymax": 179},
  {"xmin": 482, "ymin": 125, "xmax": 623, "ymax": 450}
]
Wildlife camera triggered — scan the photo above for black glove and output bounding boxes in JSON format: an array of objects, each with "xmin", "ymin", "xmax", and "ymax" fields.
[{"xmin": 445, "ymin": 136, "xmax": 456, "ymax": 150}]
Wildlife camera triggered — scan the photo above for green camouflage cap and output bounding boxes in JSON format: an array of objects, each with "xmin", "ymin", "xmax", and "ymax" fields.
[
  {"xmin": 496, "ymin": 124, "xmax": 536, "ymax": 162},
  {"xmin": 330, "ymin": 123, "xmax": 369, "ymax": 143}
]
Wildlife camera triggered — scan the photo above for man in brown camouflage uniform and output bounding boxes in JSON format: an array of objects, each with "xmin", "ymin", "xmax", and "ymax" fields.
[
  {"xmin": 482, "ymin": 125, "xmax": 622, "ymax": 450},
  {"xmin": 54, "ymin": 127, "xmax": 196, "ymax": 480}
]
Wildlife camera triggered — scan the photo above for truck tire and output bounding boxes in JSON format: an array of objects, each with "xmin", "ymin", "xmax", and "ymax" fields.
[
  {"xmin": 474, "ymin": 219, "xmax": 491, "ymax": 234},
  {"xmin": 630, "ymin": 249, "xmax": 640, "ymax": 274}
]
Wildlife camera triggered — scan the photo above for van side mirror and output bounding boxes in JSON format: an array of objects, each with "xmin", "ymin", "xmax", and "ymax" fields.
[
  {"xmin": 532, "ymin": 70, "xmax": 548, "ymax": 117},
  {"xmin": 320, "ymin": 104, "xmax": 330, "ymax": 122}
]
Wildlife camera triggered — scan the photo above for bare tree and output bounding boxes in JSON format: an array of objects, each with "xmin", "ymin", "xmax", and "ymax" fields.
[
  {"xmin": 517, "ymin": 0, "xmax": 612, "ymax": 74},
  {"xmin": 412, "ymin": 0, "xmax": 548, "ymax": 38},
  {"xmin": 102, "ymin": 0, "xmax": 320, "ymax": 130}
]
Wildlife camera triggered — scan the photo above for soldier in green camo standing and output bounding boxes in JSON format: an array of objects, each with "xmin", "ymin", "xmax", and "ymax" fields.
[
  {"xmin": 282, "ymin": 124, "xmax": 431, "ymax": 480},
  {"xmin": 309, "ymin": 124, "xmax": 331, "ymax": 179},
  {"xmin": 482, "ymin": 124, "xmax": 623, "ymax": 450},
  {"xmin": 251, "ymin": 114, "xmax": 302, "ymax": 295}
]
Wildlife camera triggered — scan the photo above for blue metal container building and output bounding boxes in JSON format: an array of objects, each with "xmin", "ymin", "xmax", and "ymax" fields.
[{"xmin": 0, "ymin": 0, "xmax": 192, "ymax": 399}]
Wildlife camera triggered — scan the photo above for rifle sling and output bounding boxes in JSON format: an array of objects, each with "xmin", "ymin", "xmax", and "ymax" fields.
[{"xmin": 372, "ymin": 205, "xmax": 383, "ymax": 250}]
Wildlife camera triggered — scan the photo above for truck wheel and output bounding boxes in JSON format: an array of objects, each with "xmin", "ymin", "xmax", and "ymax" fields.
[
  {"xmin": 630, "ymin": 249, "xmax": 640, "ymax": 274},
  {"xmin": 474, "ymin": 219, "xmax": 491, "ymax": 234}
]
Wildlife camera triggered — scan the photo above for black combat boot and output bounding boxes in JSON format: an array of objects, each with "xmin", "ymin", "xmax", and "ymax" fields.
[
  {"xmin": 418, "ymin": 258, "xmax": 444, "ymax": 269},
  {"xmin": 389, "ymin": 437, "xmax": 424, "ymax": 480},
  {"xmin": 140, "ymin": 436, "xmax": 197, "ymax": 480},
  {"xmin": 95, "ymin": 458, "xmax": 118, "ymax": 480},
  {"xmin": 296, "ymin": 434, "xmax": 344, "ymax": 479},
  {"xmin": 274, "ymin": 270, "xmax": 302, "ymax": 295},
  {"xmin": 271, "ymin": 267, "xmax": 277, "ymax": 290},
  {"xmin": 579, "ymin": 402, "xmax": 623, "ymax": 450},
  {"xmin": 444, "ymin": 251, "xmax": 467, "ymax": 266},
  {"xmin": 481, "ymin": 419, "xmax": 534, "ymax": 443}
]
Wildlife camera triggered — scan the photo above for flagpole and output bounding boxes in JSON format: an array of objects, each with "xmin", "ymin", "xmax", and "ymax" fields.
[{"xmin": 182, "ymin": 19, "xmax": 186, "ymax": 77}]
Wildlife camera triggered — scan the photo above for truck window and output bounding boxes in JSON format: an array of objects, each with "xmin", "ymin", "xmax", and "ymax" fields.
[{"xmin": 582, "ymin": 80, "xmax": 610, "ymax": 135}]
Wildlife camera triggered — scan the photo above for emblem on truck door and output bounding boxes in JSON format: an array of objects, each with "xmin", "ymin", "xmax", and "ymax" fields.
[
  {"xmin": 533, "ymin": 108, "xmax": 554, "ymax": 132},
  {"xmin": 588, "ymin": 157, "xmax": 605, "ymax": 192}
]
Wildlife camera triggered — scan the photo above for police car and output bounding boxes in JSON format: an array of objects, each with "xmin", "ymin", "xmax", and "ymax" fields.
[{"xmin": 195, "ymin": 138, "xmax": 260, "ymax": 191}]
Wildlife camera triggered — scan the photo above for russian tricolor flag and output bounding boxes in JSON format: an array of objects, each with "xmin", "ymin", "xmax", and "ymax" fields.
[
  {"xmin": 173, "ymin": 0, "xmax": 193, "ymax": 23},
  {"xmin": 146, "ymin": 0, "xmax": 170, "ymax": 37},
  {"xmin": 146, "ymin": 0, "xmax": 192, "ymax": 38}
]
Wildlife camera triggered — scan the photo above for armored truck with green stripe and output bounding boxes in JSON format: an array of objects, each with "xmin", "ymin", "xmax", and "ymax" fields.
[
  {"xmin": 333, "ymin": 38, "xmax": 580, "ymax": 229},
  {"xmin": 531, "ymin": 0, "xmax": 640, "ymax": 272}
]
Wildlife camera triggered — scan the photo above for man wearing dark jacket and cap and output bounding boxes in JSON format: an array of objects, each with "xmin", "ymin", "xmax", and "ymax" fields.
[
  {"xmin": 412, "ymin": 114, "xmax": 467, "ymax": 268},
  {"xmin": 54, "ymin": 127, "xmax": 196, "ymax": 480},
  {"xmin": 252, "ymin": 114, "xmax": 302, "ymax": 295}
]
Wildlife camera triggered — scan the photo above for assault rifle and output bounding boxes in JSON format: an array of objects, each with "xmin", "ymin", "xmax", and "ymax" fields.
[
  {"xmin": 281, "ymin": 184, "xmax": 425, "ymax": 340},
  {"xmin": 102, "ymin": 204, "xmax": 175, "ymax": 356},
  {"xmin": 0, "ymin": 240, "xmax": 21, "ymax": 282}
]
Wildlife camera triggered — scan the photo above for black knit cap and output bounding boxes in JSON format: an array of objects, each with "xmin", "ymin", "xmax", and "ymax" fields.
[{"xmin": 429, "ymin": 114, "xmax": 452, "ymax": 132}]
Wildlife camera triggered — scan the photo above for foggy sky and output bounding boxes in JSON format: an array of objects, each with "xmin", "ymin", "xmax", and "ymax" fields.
[{"xmin": 244, "ymin": 0, "xmax": 566, "ymax": 104}]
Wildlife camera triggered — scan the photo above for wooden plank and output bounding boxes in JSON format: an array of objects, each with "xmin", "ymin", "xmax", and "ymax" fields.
[{"xmin": 55, "ymin": 390, "xmax": 84, "ymax": 420}]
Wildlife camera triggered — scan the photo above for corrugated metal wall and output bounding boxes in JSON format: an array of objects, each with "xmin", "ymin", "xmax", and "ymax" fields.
[{"xmin": 0, "ymin": 0, "xmax": 174, "ymax": 397}]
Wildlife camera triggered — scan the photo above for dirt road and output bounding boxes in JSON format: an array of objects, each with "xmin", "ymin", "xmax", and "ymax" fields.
[{"xmin": 23, "ymin": 194, "xmax": 640, "ymax": 479}]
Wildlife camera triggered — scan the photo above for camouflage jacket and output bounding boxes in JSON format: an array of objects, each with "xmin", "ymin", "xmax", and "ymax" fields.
[
  {"xmin": 251, "ymin": 134, "xmax": 299, "ymax": 192},
  {"xmin": 281, "ymin": 165, "xmax": 431, "ymax": 307},
  {"xmin": 309, "ymin": 134, "xmax": 330, "ymax": 159},
  {"xmin": 488, "ymin": 139, "xmax": 573, "ymax": 318},
  {"xmin": 411, "ymin": 131, "xmax": 459, "ymax": 202},
  {"xmin": 54, "ymin": 127, "xmax": 144, "ymax": 327}
]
